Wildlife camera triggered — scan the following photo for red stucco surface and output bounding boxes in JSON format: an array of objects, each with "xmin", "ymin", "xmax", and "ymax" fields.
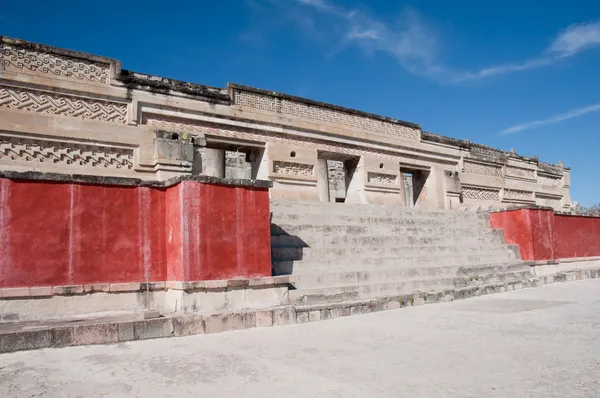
[
  {"xmin": 554, "ymin": 214, "xmax": 600, "ymax": 258},
  {"xmin": 489, "ymin": 208, "xmax": 600, "ymax": 261},
  {"xmin": 0, "ymin": 178, "xmax": 271, "ymax": 288}
]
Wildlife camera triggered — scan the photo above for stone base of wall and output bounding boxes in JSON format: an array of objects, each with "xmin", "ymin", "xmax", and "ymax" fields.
[
  {"xmin": 3, "ymin": 263, "xmax": 600, "ymax": 353},
  {"xmin": 0, "ymin": 277, "xmax": 290, "ymax": 322}
]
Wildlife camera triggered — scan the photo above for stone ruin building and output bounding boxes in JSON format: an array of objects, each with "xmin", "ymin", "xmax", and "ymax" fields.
[
  {"xmin": 2, "ymin": 37, "xmax": 596, "ymax": 352},
  {"xmin": 0, "ymin": 37, "xmax": 570, "ymax": 211}
]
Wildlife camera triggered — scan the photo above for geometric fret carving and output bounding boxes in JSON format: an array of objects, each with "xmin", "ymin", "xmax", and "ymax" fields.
[
  {"xmin": 0, "ymin": 136, "xmax": 134, "ymax": 171},
  {"xmin": 463, "ymin": 161, "xmax": 502, "ymax": 177},
  {"xmin": 538, "ymin": 174, "xmax": 561, "ymax": 187},
  {"xmin": 0, "ymin": 86, "xmax": 127, "ymax": 124},
  {"xmin": 273, "ymin": 161, "xmax": 314, "ymax": 177},
  {"xmin": 536, "ymin": 194, "xmax": 562, "ymax": 208},
  {"xmin": 1, "ymin": 43, "xmax": 110, "ymax": 84},
  {"xmin": 505, "ymin": 165, "xmax": 535, "ymax": 180},
  {"xmin": 234, "ymin": 90, "xmax": 420, "ymax": 141},
  {"xmin": 367, "ymin": 172, "xmax": 397, "ymax": 184},
  {"xmin": 503, "ymin": 189, "xmax": 534, "ymax": 201},
  {"xmin": 461, "ymin": 186, "xmax": 500, "ymax": 201}
]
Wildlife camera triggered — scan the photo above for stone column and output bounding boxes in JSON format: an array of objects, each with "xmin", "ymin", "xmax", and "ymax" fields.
[
  {"xmin": 198, "ymin": 148, "xmax": 226, "ymax": 178},
  {"xmin": 316, "ymin": 158, "xmax": 330, "ymax": 203}
]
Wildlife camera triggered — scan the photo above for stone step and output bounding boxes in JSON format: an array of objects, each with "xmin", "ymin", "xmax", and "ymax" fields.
[
  {"xmin": 270, "ymin": 223, "xmax": 493, "ymax": 238},
  {"xmin": 271, "ymin": 213, "xmax": 488, "ymax": 228},
  {"xmin": 271, "ymin": 244, "xmax": 515, "ymax": 262},
  {"xmin": 270, "ymin": 201, "xmax": 486, "ymax": 219},
  {"xmin": 289, "ymin": 269, "xmax": 532, "ymax": 305},
  {"xmin": 270, "ymin": 232, "xmax": 505, "ymax": 249},
  {"xmin": 273, "ymin": 253, "xmax": 519, "ymax": 275},
  {"xmin": 288, "ymin": 263, "xmax": 530, "ymax": 288}
]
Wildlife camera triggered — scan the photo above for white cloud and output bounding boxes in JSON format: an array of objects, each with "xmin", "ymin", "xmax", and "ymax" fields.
[
  {"xmin": 548, "ymin": 21, "xmax": 600, "ymax": 57},
  {"xmin": 500, "ymin": 103, "xmax": 600, "ymax": 134},
  {"xmin": 293, "ymin": 0, "xmax": 600, "ymax": 83}
]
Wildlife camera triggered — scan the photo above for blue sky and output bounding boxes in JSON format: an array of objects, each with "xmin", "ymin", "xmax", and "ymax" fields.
[{"xmin": 2, "ymin": 0, "xmax": 600, "ymax": 204}]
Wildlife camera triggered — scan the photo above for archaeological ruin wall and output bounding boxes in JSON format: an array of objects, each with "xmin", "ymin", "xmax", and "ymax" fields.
[{"xmin": 0, "ymin": 36, "xmax": 571, "ymax": 211}]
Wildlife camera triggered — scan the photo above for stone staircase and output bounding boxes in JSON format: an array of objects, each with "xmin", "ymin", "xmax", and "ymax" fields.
[{"xmin": 270, "ymin": 200, "xmax": 533, "ymax": 307}]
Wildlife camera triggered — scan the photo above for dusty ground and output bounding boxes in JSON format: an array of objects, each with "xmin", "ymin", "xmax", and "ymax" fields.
[{"xmin": 1, "ymin": 279, "xmax": 600, "ymax": 397}]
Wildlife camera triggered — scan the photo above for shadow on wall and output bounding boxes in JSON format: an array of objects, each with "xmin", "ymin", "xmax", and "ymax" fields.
[{"xmin": 270, "ymin": 214, "xmax": 308, "ymax": 278}]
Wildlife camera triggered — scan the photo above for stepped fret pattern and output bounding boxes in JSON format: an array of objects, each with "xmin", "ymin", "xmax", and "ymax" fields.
[
  {"xmin": 0, "ymin": 136, "xmax": 134, "ymax": 170},
  {"xmin": 0, "ymin": 87, "xmax": 127, "ymax": 123},
  {"xmin": 538, "ymin": 175, "xmax": 561, "ymax": 187},
  {"xmin": 506, "ymin": 166, "xmax": 535, "ymax": 180},
  {"xmin": 233, "ymin": 90, "xmax": 420, "ymax": 141},
  {"xmin": 461, "ymin": 186, "xmax": 500, "ymax": 201},
  {"xmin": 536, "ymin": 194, "xmax": 562, "ymax": 208},
  {"xmin": 504, "ymin": 189, "xmax": 533, "ymax": 201},
  {"xmin": 463, "ymin": 161, "xmax": 502, "ymax": 177},
  {"xmin": 1, "ymin": 43, "xmax": 109, "ymax": 83}
]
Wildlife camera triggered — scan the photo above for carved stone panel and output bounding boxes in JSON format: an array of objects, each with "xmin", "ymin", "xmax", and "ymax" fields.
[
  {"xmin": 461, "ymin": 186, "xmax": 500, "ymax": 201},
  {"xmin": 0, "ymin": 136, "xmax": 134, "ymax": 172},
  {"xmin": 273, "ymin": 161, "xmax": 314, "ymax": 177},
  {"xmin": 1, "ymin": 43, "xmax": 110, "ymax": 84},
  {"xmin": 367, "ymin": 172, "xmax": 397, "ymax": 184},
  {"xmin": 0, "ymin": 86, "xmax": 127, "ymax": 123},
  {"xmin": 463, "ymin": 161, "xmax": 502, "ymax": 177},
  {"xmin": 233, "ymin": 90, "xmax": 420, "ymax": 141},
  {"xmin": 505, "ymin": 165, "xmax": 535, "ymax": 180}
]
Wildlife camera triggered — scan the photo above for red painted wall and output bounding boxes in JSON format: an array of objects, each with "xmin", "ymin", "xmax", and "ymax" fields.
[
  {"xmin": 165, "ymin": 181, "xmax": 272, "ymax": 281},
  {"xmin": 490, "ymin": 208, "xmax": 600, "ymax": 261},
  {"xmin": 489, "ymin": 209, "xmax": 536, "ymax": 260},
  {"xmin": 554, "ymin": 214, "xmax": 600, "ymax": 258},
  {"xmin": 0, "ymin": 178, "xmax": 271, "ymax": 288}
]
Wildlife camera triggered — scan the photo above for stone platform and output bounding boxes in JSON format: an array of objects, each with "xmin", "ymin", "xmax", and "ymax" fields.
[{"xmin": 1, "ymin": 265, "xmax": 598, "ymax": 354}]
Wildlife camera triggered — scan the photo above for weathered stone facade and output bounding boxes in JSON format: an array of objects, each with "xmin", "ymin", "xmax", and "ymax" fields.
[{"xmin": 0, "ymin": 36, "xmax": 571, "ymax": 211}]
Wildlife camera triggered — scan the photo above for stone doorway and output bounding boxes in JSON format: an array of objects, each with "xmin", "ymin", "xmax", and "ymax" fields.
[
  {"xmin": 400, "ymin": 168, "xmax": 429, "ymax": 207},
  {"xmin": 316, "ymin": 152, "xmax": 360, "ymax": 203}
]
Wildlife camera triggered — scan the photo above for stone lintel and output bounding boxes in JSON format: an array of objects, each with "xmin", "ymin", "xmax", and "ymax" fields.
[{"xmin": 0, "ymin": 170, "xmax": 273, "ymax": 189}]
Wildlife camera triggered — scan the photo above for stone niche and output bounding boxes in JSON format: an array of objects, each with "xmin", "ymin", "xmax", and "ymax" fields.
[{"xmin": 265, "ymin": 143, "xmax": 319, "ymax": 202}]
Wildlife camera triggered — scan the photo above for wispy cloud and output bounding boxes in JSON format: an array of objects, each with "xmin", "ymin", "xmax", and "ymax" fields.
[
  {"xmin": 500, "ymin": 103, "xmax": 600, "ymax": 134},
  {"xmin": 292, "ymin": 0, "xmax": 600, "ymax": 83}
]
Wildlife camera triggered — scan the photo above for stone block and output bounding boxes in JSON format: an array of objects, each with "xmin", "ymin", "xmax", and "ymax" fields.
[
  {"xmin": 118, "ymin": 322, "xmax": 135, "ymax": 341},
  {"xmin": 72, "ymin": 323, "xmax": 119, "ymax": 346},
  {"xmin": 110, "ymin": 283, "xmax": 141, "ymax": 292},
  {"xmin": 205, "ymin": 312, "xmax": 253, "ymax": 334},
  {"xmin": 227, "ymin": 279, "xmax": 250, "ymax": 288},
  {"xmin": 385, "ymin": 300, "xmax": 401, "ymax": 311},
  {"xmin": 172, "ymin": 315, "xmax": 205, "ymax": 337},
  {"xmin": 339, "ymin": 306, "xmax": 352, "ymax": 317},
  {"xmin": 225, "ymin": 288, "xmax": 247, "ymax": 311},
  {"xmin": 0, "ymin": 330, "xmax": 53, "ymax": 353},
  {"xmin": 321, "ymin": 309, "xmax": 332, "ymax": 320},
  {"xmin": 296, "ymin": 311, "xmax": 310, "ymax": 323},
  {"xmin": 1, "ymin": 288, "xmax": 31, "ymax": 298},
  {"xmin": 133, "ymin": 318, "xmax": 173, "ymax": 340},
  {"xmin": 273, "ymin": 306, "xmax": 296, "ymax": 326},
  {"xmin": 51, "ymin": 327, "xmax": 74, "ymax": 347},
  {"xmin": 84, "ymin": 284, "xmax": 110, "ymax": 293},
  {"xmin": 203, "ymin": 280, "xmax": 227, "ymax": 289},
  {"xmin": 308, "ymin": 310, "xmax": 321, "ymax": 322},
  {"xmin": 329, "ymin": 308, "xmax": 341, "ymax": 319},
  {"xmin": 28, "ymin": 287, "xmax": 53, "ymax": 297},
  {"xmin": 412, "ymin": 296, "xmax": 425, "ymax": 306},
  {"xmin": 255, "ymin": 310, "xmax": 273, "ymax": 327},
  {"xmin": 140, "ymin": 282, "xmax": 166, "ymax": 291},
  {"xmin": 53, "ymin": 285, "xmax": 85, "ymax": 295},
  {"xmin": 350, "ymin": 305, "xmax": 364, "ymax": 315}
]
